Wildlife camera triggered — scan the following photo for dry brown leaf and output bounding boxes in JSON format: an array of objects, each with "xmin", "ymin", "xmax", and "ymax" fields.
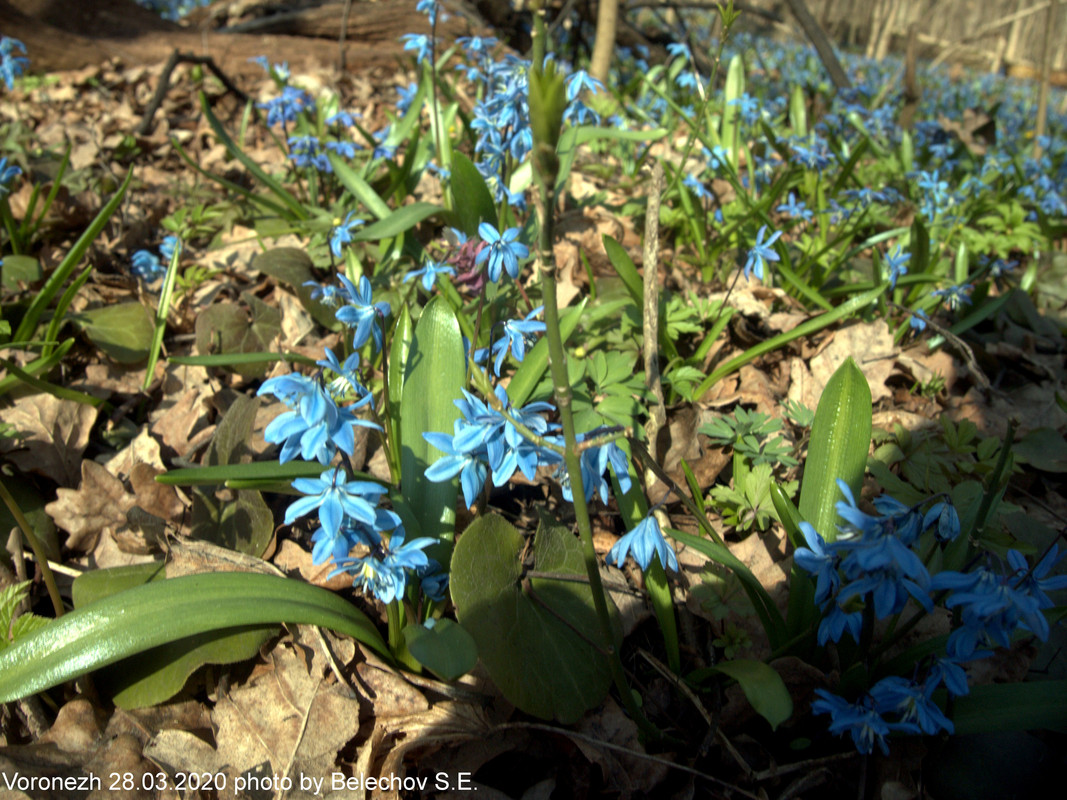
[
  {"xmin": 150, "ymin": 364, "xmax": 215, "ymax": 457},
  {"xmin": 0, "ymin": 395, "xmax": 98, "ymax": 485},
  {"xmin": 574, "ymin": 697, "xmax": 669, "ymax": 796},
  {"xmin": 808, "ymin": 320, "xmax": 898, "ymax": 405},
  {"xmin": 45, "ymin": 460, "xmax": 135, "ymax": 551},
  {"xmin": 272, "ymin": 539, "xmax": 352, "ymax": 590},
  {"xmin": 212, "ymin": 630, "xmax": 364, "ymax": 784}
]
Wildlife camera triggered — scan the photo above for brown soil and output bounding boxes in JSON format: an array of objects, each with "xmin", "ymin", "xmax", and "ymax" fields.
[{"xmin": 1, "ymin": 0, "xmax": 485, "ymax": 78}]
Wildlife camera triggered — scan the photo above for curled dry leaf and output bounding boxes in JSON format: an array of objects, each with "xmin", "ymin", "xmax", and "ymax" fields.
[{"xmin": 45, "ymin": 460, "xmax": 135, "ymax": 552}]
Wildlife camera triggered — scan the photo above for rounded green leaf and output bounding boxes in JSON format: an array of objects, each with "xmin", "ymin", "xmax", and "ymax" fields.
[
  {"xmin": 402, "ymin": 619, "xmax": 477, "ymax": 681},
  {"xmin": 450, "ymin": 513, "xmax": 614, "ymax": 723},
  {"xmin": 712, "ymin": 659, "xmax": 793, "ymax": 730},
  {"xmin": 71, "ymin": 302, "xmax": 154, "ymax": 364}
]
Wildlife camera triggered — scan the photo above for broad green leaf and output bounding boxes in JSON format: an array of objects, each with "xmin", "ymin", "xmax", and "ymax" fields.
[
  {"xmin": 402, "ymin": 619, "xmax": 478, "ymax": 681},
  {"xmin": 447, "ymin": 152, "xmax": 497, "ymax": 237},
  {"xmin": 799, "ymin": 358, "xmax": 872, "ymax": 543},
  {"xmin": 721, "ymin": 54, "xmax": 745, "ymax": 169},
  {"xmin": 70, "ymin": 302, "xmax": 154, "ymax": 364},
  {"xmin": 72, "ymin": 563, "xmax": 274, "ymax": 708},
  {"xmin": 602, "ymin": 234, "xmax": 643, "ymax": 306},
  {"xmin": 450, "ymin": 513, "xmax": 615, "ymax": 723},
  {"xmin": 252, "ymin": 248, "xmax": 340, "ymax": 330},
  {"xmin": 0, "ymin": 572, "xmax": 389, "ymax": 702},
  {"xmin": 400, "ymin": 295, "xmax": 464, "ymax": 549},
  {"xmin": 709, "ymin": 659, "xmax": 793, "ymax": 730},
  {"xmin": 789, "ymin": 84, "xmax": 807, "ymax": 137},
  {"xmin": 1013, "ymin": 428, "xmax": 1067, "ymax": 473},
  {"xmin": 0, "ymin": 255, "xmax": 41, "ymax": 290},
  {"xmin": 353, "ymin": 202, "xmax": 444, "ymax": 242}
]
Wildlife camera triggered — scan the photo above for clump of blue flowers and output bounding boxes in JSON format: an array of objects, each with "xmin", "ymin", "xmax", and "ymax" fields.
[
  {"xmin": 0, "ymin": 36, "xmax": 29, "ymax": 90},
  {"xmin": 796, "ymin": 478, "xmax": 1066, "ymax": 753},
  {"xmin": 130, "ymin": 235, "xmax": 180, "ymax": 283}
]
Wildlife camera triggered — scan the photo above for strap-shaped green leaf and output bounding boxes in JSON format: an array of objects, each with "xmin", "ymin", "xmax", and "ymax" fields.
[
  {"xmin": 798, "ymin": 357, "xmax": 872, "ymax": 542},
  {"xmin": 0, "ymin": 573, "xmax": 389, "ymax": 703}
]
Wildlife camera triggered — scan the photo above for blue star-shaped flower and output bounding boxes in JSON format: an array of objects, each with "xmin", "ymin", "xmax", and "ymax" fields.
[
  {"xmin": 744, "ymin": 225, "xmax": 782, "ymax": 281},
  {"xmin": 475, "ymin": 222, "xmax": 529, "ymax": 282},
  {"xmin": 404, "ymin": 260, "xmax": 455, "ymax": 292},
  {"xmin": 335, "ymin": 275, "xmax": 390, "ymax": 352},
  {"xmin": 606, "ymin": 515, "xmax": 678, "ymax": 572},
  {"xmin": 284, "ymin": 467, "xmax": 389, "ymax": 540}
]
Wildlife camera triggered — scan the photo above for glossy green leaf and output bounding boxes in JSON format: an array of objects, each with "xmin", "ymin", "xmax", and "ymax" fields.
[
  {"xmin": 710, "ymin": 659, "xmax": 793, "ymax": 730},
  {"xmin": 0, "ymin": 572, "xmax": 389, "ymax": 702},
  {"xmin": 400, "ymin": 295, "xmax": 464, "ymax": 548},
  {"xmin": 951, "ymin": 680, "xmax": 1067, "ymax": 734},
  {"xmin": 798, "ymin": 358, "xmax": 871, "ymax": 543},
  {"xmin": 0, "ymin": 255, "xmax": 41, "ymax": 290},
  {"xmin": 71, "ymin": 563, "xmax": 275, "ymax": 708},
  {"xmin": 402, "ymin": 619, "xmax": 478, "ymax": 681},
  {"xmin": 447, "ymin": 152, "xmax": 497, "ymax": 237},
  {"xmin": 721, "ymin": 54, "xmax": 745, "ymax": 169},
  {"xmin": 450, "ymin": 513, "xmax": 616, "ymax": 723},
  {"xmin": 71, "ymin": 302, "xmax": 154, "ymax": 364}
]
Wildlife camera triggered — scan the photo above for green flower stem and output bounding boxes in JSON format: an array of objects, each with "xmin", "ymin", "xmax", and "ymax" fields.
[{"xmin": 0, "ymin": 477, "xmax": 64, "ymax": 619}]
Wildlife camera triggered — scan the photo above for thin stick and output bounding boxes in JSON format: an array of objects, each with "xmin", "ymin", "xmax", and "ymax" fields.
[{"xmin": 137, "ymin": 50, "xmax": 249, "ymax": 137}]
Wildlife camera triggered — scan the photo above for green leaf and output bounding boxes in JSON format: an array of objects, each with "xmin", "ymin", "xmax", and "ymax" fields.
[
  {"xmin": 447, "ymin": 152, "xmax": 497, "ymax": 237},
  {"xmin": 15, "ymin": 168, "xmax": 132, "ymax": 346},
  {"xmin": 72, "ymin": 563, "xmax": 275, "ymax": 708},
  {"xmin": 387, "ymin": 304, "xmax": 413, "ymax": 478},
  {"xmin": 352, "ymin": 202, "xmax": 443, "ymax": 242},
  {"xmin": 252, "ymin": 248, "xmax": 340, "ymax": 330},
  {"xmin": 70, "ymin": 302, "xmax": 154, "ymax": 364},
  {"xmin": 951, "ymin": 680, "xmax": 1067, "ymax": 734},
  {"xmin": 721, "ymin": 54, "xmax": 745, "ymax": 169},
  {"xmin": 402, "ymin": 619, "xmax": 478, "ymax": 681},
  {"xmin": 450, "ymin": 513, "xmax": 616, "ymax": 723},
  {"xmin": 328, "ymin": 155, "xmax": 391, "ymax": 219},
  {"xmin": 400, "ymin": 295, "xmax": 464, "ymax": 549},
  {"xmin": 199, "ymin": 94, "xmax": 307, "ymax": 220},
  {"xmin": 193, "ymin": 293, "xmax": 281, "ymax": 377},
  {"xmin": 168, "ymin": 351, "xmax": 317, "ymax": 368},
  {"xmin": 602, "ymin": 234, "xmax": 643, "ymax": 306},
  {"xmin": 0, "ymin": 572, "xmax": 389, "ymax": 702},
  {"xmin": 710, "ymin": 659, "xmax": 793, "ymax": 730},
  {"xmin": 666, "ymin": 527, "xmax": 787, "ymax": 649},
  {"xmin": 155, "ymin": 459, "xmax": 335, "ymax": 487},
  {"xmin": 799, "ymin": 358, "xmax": 872, "ymax": 542},
  {"xmin": 0, "ymin": 581, "xmax": 49, "ymax": 651},
  {"xmin": 508, "ymin": 299, "xmax": 586, "ymax": 407},
  {"xmin": 1013, "ymin": 428, "xmax": 1067, "ymax": 473},
  {"xmin": 0, "ymin": 255, "xmax": 41, "ymax": 290}
]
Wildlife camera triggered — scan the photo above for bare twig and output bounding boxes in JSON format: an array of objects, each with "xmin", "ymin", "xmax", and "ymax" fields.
[{"xmin": 137, "ymin": 50, "xmax": 249, "ymax": 137}]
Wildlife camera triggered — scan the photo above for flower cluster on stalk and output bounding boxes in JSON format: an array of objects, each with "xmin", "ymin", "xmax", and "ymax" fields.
[{"xmin": 796, "ymin": 478, "xmax": 1066, "ymax": 752}]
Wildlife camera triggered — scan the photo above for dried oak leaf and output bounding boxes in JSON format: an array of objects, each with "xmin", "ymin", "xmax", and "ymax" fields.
[
  {"xmin": 45, "ymin": 460, "xmax": 135, "ymax": 551},
  {"xmin": 0, "ymin": 395, "xmax": 98, "ymax": 485}
]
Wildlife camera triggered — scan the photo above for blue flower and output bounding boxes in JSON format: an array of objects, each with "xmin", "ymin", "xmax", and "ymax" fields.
[
  {"xmin": 258, "ymin": 85, "xmax": 314, "ymax": 128},
  {"xmin": 316, "ymin": 348, "xmax": 373, "ymax": 406},
  {"xmin": 909, "ymin": 309, "xmax": 929, "ymax": 332},
  {"xmin": 932, "ymin": 283, "xmax": 973, "ymax": 311},
  {"xmin": 884, "ymin": 245, "xmax": 910, "ymax": 289},
  {"xmin": 423, "ymin": 430, "xmax": 489, "ymax": 509},
  {"xmin": 159, "ymin": 235, "xmax": 180, "ymax": 264},
  {"xmin": 475, "ymin": 222, "xmax": 529, "ymax": 282},
  {"xmin": 869, "ymin": 676, "xmax": 954, "ymax": 736},
  {"xmin": 285, "ymin": 467, "xmax": 389, "ymax": 539},
  {"xmin": 404, "ymin": 260, "xmax": 455, "ymax": 292},
  {"xmin": 490, "ymin": 306, "xmax": 546, "ymax": 376},
  {"xmin": 332, "ymin": 513, "xmax": 436, "ymax": 603},
  {"xmin": 329, "ymin": 212, "xmax": 365, "ymax": 258},
  {"xmin": 811, "ymin": 690, "xmax": 913, "ymax": 755},
  {"xmin": 304, "ymin": 281, "xmax": 344, "ymax": 307},
  {"xmin": 131, "ymin": 250, "xmax": 165, "ymax": 283},
  {"xmin": 0, "ymin": 157, "xmax": 21, "ymax": 195},
  {"xmin": 335, "ymin": 275, "xmax": 390, "ymax": 352},
  {"xmin": 1008, "ymin": 545, "xmax": 1067, "ymax": 609},
  {"xmin": 744, "ymin": 225, "xmax": 782, "ymax": 281},
  {"xmin": 0, "ymin": 37, "xmax": 29, "ymax": 90},
  {"xmin": 818, "ymin": 600, "xmax": 863, "ymax": 645},
  {"xmin": 606, "ymin": 515, "xmax": 678, "ymax": 572},
  {"xmin": 401, "ymin": 33, "xmax": 433, "ymax": 65},
  {"xmin": 288, "ymin": 135, "xmax": 331, "ymax": 172},
  {"xmin": 776, "ymin": 192, "xmax": 812, "ymax": 221},
  {"xmin": 794, "ymin": 522, "xmax": 841, "ymax": 607}
]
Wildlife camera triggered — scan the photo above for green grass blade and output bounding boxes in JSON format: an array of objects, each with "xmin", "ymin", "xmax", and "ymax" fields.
[
  {"xmin": 14, "ymin": 168, "xmax": 133, "ymax": 345},
  {"xmin": 168, "ymin": 352, "xmax": 318, "ymax": 367},
  {"xmin": 199, "ymin": 94, "xmax": 308, "ymax": 220},
  {"xmin": 154, "ymin": 460, "xmax": 381, "ymax": 487},
  {"xmin": 694, "ymin": 284, "xmax": 885, "ymax": 399},
  {"xmin": 0, "ymin": 572, "xmax": 390, "ymax": 702}
]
